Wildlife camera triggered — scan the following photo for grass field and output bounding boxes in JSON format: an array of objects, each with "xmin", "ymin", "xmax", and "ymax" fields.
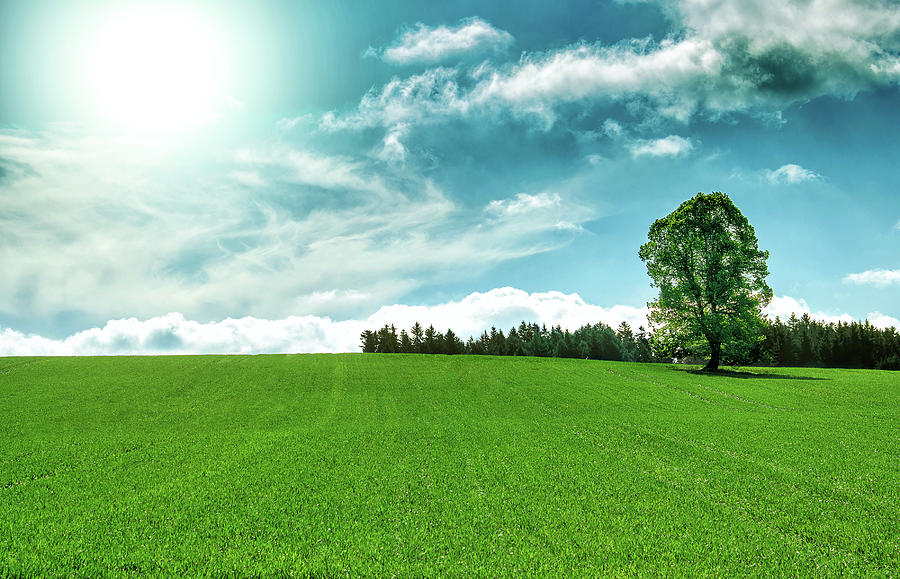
[{"xmin": 1, "ymin": 354, "xmax": 898, "ymax": 576}]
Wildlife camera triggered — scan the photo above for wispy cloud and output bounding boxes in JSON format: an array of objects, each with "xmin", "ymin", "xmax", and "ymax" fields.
[
  {"xmin": 485, "ymin": 192, "xmax": 589, "ymax": 234},
  {"xmin": 766, "ymin": 163, "xmax": 821, "ymax": 184},
  {"xmin": 372, "ymin": 17, "xmax": 514, "ymax": 65},
  {"xmin": 843, "ymin": 269, "xmax": 900, "ymax": 288},
  {"xmin": 486, "ymin": 192, "xmax": 561, "ymax": 216},
  {"xmin": 0, "ymin": 287, "xmax": 649, "ymax": 355},
  {"xmin": 0, "ymin": 128, "xmax": 596, "ymax": 334},
  {"xmin": 628, "ymin": 135, "xmax": 694, "ymax": 158}
]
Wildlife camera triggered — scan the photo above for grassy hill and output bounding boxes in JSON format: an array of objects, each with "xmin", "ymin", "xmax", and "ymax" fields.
[{"xmin": 1, "ymin": 354, "xmax": 897, "ymax": 576}]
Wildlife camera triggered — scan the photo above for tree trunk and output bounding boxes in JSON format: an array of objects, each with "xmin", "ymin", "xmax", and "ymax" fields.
[{"xmin": 702, "ymin": 340, "xmax": 721, "ymax": 372}]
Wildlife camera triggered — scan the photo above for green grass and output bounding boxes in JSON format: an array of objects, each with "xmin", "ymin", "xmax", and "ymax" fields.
[{"xmin": 1, "ymin": 354, "xmax": 898, "ymax": 576}]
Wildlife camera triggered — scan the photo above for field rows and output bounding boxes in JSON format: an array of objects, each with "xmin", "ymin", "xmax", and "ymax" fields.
[{"xmin": 1, "ymin": 354, "xmax": 898, "ymax": 576}]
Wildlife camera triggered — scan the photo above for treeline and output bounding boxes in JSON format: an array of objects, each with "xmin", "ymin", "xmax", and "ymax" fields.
[
  {"xmin": 758, "ymin": 314, "xmax": 900, "ymax": 370},
  {"xmin": 360, "ymin": 321, "xmax": 663, "ymax": 362},
  {"xmin": 360, "ymin": 315, "xmax": 900, "ymax": 370}
]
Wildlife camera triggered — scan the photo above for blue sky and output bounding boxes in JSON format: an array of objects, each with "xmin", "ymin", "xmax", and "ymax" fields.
[{"xmin": 1, "ymin": 0, "xmax": 899, "ymax": 354}]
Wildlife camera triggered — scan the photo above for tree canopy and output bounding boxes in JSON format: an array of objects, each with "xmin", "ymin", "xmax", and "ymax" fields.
[{"xmin": 638, "ymin": 192, "xmax": 772, "ymax": 371}]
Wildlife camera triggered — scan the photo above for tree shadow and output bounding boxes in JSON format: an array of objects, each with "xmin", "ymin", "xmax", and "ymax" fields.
[{"xmin": 678, "ymin": 367, "xmax": 830, "ymax": 381}]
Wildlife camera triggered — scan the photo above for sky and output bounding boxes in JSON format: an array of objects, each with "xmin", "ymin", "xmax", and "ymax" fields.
[{"xmin": 1, "ymin": 0, "xmax": 899, "ymax": 355}]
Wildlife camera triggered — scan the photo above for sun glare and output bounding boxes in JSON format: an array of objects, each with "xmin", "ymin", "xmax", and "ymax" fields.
[{"xmin": 87, "ymin": 6, "xmax": 225, "ymax": 133}]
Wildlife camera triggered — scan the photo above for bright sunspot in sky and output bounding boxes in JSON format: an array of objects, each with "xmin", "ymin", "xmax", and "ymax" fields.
[{"xmin": 87, "ymin": 5, "xmax": 226, "ymax": 133}]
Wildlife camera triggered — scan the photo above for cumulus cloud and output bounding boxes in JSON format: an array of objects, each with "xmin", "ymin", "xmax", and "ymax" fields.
[
  {"xmin": 843, "ymin": 269, "xmax": 900, "ymax": 287},
  {"xmin": 4, "ymin": 289, "xmax": 893, "ymax": 355},
  {"xmin": 866, "ymin": 312, "xmax": 900, "ymax": 330},
  {"xmin": 763, "ymin": 295, "xmax": 898, "ymax": 329},
  {"xmin": 628, "ymin": 135, "xmax": 694, "ymax": 158},
  {"xmin": 0, "ymin": 313, "xmax": 362, "ymax": 356},
  {"xmin": 367, "ymin": 287, "xmax": 649, "ymax": 342},
  {"xmin": 766, "ymin": 163, "xmax": 821, "ymax": 184},
  {"xmin": 330, "ymin": 0, "xmax": 900, "ymax": 130},
  {"xmin": 0, "ymin": 288, "xmax": 648, "ymax": 355},
  {"xmin": 764, "ymin": 295, "xmax": 855, "ymax": 325},
  {"xmin": 375, "ymin": 17, "xmax": 514, "ymax": 65}
]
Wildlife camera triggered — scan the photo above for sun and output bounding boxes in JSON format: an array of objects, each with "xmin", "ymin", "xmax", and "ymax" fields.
[{"xmin": 87, "ymin": 6, "xmax": 226, "ymax": 133}]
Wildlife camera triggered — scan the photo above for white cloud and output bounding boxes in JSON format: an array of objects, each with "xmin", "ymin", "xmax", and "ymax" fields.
[
  {"xmin": 866, "ymin": 312, "xmax": 900, "ymax": 330},
  {"xmin": 329, "ymin": 0, "xmax": 900, "ymax": 130},
  {"xmin": 378, "ymin": 17, "xmax": 514, "ymax": 65},
  {"xmin": 475, "ymin": 38, "xmax": 722, "ymax": 123},
  {"xmin": 320, "ymin": 67, "xmax": 471, "ymax": 130},
  {"xmin": 275, "ymin": 114, "xmax": 314, "ymax": 133},
  {"xmin": 484, "ymin": 192, "xmax": 591, "ymax": 234},
  {"xmin": 235, "ymin": 146, "xmax": 386, "ymax": 195},
  {"xmin": 1, "ymin": 129, "xmax": 598, "ymax": 332},
  {"xmin": 628, "ymin": 135, "xmax": 694, "ymax": 158},
  {"xmin": 366, "ymin": 287, "xmax": 649, "ymax": 342},
  {"xmin": 766, "ymin": 163, "xmax": 821, "ymax": 184},
  {"xmin": 762, "ymin": 294, "xmax": 900, "ymax": 330},
  {"xmin": 0, "ymin": 288, "xmax": 649, "ymax": 355},
  {"xmin": 4, "ymin": 289, "xmax": 893, "ymax": 356},
  {"xmin": 375, "ymin": 124, "xmax": 409, "ymax": 164},
  {"xmin": 230, "ymin": 170, "xmax": 266, "ymax": 187},
  {"xmin": 602, "ymin": 119, "xmax": 625, "ymax": 138},
  {"xmin": 764, "ymin": 295, "xmax": 855, "ymax": 325},
  {"xmin": 843, "ymin": 269, "xmax": 900, "ymax": 287},
  {"xmin": 0, "ymin": 313, "xmax": 363, "ymax": 356},
  {"xmin": 486, "ymin": 192, "xmax": 561, "ymax": 216}
]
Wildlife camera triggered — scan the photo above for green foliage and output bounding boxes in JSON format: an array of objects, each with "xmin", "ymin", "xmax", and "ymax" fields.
[
  {"xmin": 361, "ymin": 321, "xmax": 659, "ymax": 362},
  {"xmin": 639, "ymin": 192, "xmax": 773, "ymax": 370},
  {"xmin": 760, "ymin": 314, "xmax": 900, "ymax": 370},
  {"xmin": 361, "ymin": 317, "xmax": 900, "ymax": 371},
  {"xmin": 1, "ymin": 355, "xmax": 898, "ymax": 575}
]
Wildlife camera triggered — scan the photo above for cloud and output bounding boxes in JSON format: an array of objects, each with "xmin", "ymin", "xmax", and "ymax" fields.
[
  {"xmin": 330, "ymin": 0, "xmax": 900, "ymax": 131},
  {"xmin": 843, "ymin": 269, "xmax": 900, "ymax": 287},
  {"xmin": 0, "ymin": 128, "xmax": 597, "ymax": 334},
  {"xmin": 628, "ymin": 135, "xmax": 694, "ymax": 158},
  {"xmin": 484, "ymin": 192, "xmax": 589, "ymax": 233},
  {"xmin": 764, "ymin": 295, "xmax": 898, "ymax": 329},
  {"xmin": 0, "ymin": 313, "xmax": 362, "ymax": 356},
  {"xmin": 0, "ymin": 287, "xmax": 649, "ymax": 355},
  {"xmin": 486, "ymin": 192, "xmax": 561, "ymax": 216},
  {"xmin": 320, "ymin": 67, "xmax": 472, "ymax": 130},
  {"xmin": 366, "ymin": 287, "xmax": 649, "ymax": 342},
  {"xmin": 764, "ymin": 295, "xmax": 855, "ymax": 325},
  {"xmin": 374, "ymin": 124, "xmax": 409, "ymax": 164},
  {"xmin": 766, "ymin": 163, "xmax": 821, "ymax": 184},
  {"xmin": 375, "ymin": 17, "xmax": 514, "ymax": 65},
  {"xmin": 235, "ymin": 145, "xmax": 387, "ymax": 195},
  {"xmin": 866, "ymin": 312, "xmax": 900, "ymax": 330},
  {"xmin": 4, "ymin": 289, "xmax": 894, "ymax": 355}
]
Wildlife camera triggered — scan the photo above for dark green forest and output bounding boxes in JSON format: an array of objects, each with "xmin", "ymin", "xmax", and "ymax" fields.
[{"xmin": 360, "ymin": 315, "xmax": 900, "ymax": 370}]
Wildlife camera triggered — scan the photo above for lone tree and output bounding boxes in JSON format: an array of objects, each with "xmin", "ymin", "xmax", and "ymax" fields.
[{"xmin": 638, "ymin": 192, "xmax": 772, "ymax": 371}]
